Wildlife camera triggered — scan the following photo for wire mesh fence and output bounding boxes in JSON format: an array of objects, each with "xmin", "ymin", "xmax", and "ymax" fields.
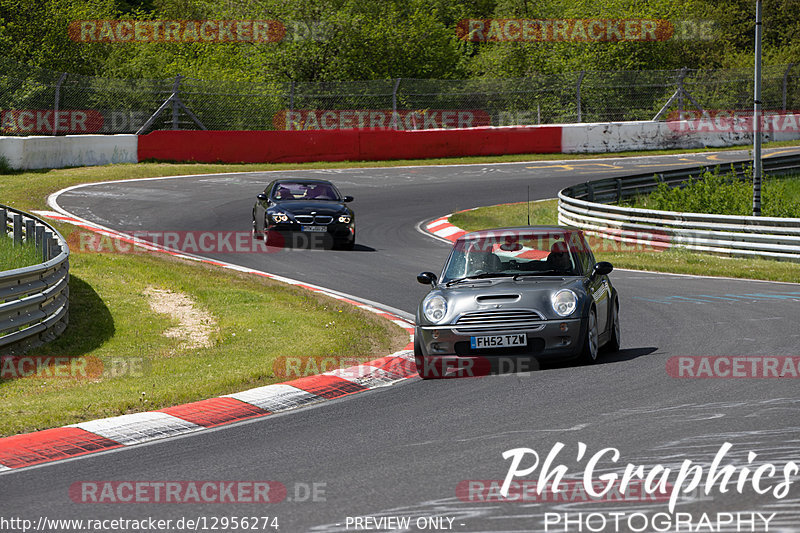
[{"xmin": 1, "ymin": 58, "xmax": 798, "ymax": 135}]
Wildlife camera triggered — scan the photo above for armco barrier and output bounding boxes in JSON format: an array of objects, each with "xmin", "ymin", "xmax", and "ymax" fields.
[
  {"xmin": 137, "ymin": 127, "xmax": 563, "ymax": 164},
  {"xmin": 1, "ymin": 205, "xmax": 70, "ymax": 353},
  {"xmin": 558, "ymin": 154, "xmax": 800, "ymax": 261},
  {"xmin": 0, "ymin": 134, "xmax": 137, "ymax": 170}
]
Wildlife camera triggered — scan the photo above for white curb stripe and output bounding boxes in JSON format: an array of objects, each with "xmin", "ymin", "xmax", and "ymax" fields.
[
  {"xmin": 391, "ymin": 319, "xmax": 414, "ymax": 330},
  {"xmin": 426, "ymin": 218, "xmax": 449, "ymax": 230},
  {"xmin": 435, "ymin": 225, "xmax": 462, "ymax": 238},
  {"xmin": 69, "ymin": 412, "xmax": 203, "ymax": 446},
  {"xmin": 225, "ymin": 384, "xmax": 322, "ymax": 413}
]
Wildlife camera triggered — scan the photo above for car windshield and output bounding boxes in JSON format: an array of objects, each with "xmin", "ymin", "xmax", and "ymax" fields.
[
  {"xmin": 272, "ymin": 182, "xmax": 340, "ymax": 201},
  {"xmin": 441, "ymin": 230, "xmax": 581, "ymax": 284}
]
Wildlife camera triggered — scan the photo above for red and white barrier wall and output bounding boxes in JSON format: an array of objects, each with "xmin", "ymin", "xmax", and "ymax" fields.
[{"xmin": 2, "ymin": 119, "xmax": 799, "ymax": 170}]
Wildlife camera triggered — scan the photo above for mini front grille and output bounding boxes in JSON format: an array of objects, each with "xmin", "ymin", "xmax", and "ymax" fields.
[
  {"xmin": 315, "ymin": 215, "xmax": 333, "ymax": 224},
  {"xmin": 454, "ymin": 309, "xmax": 544, "ymax": 333},
  {"xmin": 295, "ymin": 215, "xmax": 313, "ymax": 224}
]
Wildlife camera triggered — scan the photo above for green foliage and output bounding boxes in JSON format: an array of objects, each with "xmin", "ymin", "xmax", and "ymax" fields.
[
  {"xmin": 0, "ymin": 0, "xmax": 798, "ymax": 82},
  {"xmin": 629, "ymin": 167, "xmax": 800, "ymax": 218}
]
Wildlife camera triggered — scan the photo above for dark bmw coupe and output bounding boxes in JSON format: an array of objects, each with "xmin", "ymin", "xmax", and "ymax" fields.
[{"xmin": 252, "ymin": 179, "xmax": 355, "ymax": 250}]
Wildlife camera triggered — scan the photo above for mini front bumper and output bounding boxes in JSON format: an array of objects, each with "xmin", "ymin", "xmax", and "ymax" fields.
[{"xmin": 416, "ymin": 317, "xmax": 586, "ymax": 359}]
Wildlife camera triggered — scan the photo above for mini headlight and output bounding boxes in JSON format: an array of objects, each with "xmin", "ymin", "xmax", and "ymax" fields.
[
  {"xmin": 551, "ymin": 289, "xmax": 578, "ymax": 317},
  {"xmin": 271, "ymin": 213, "xmax": 289, "ymax": 223},
  {"xmin": 338, "ymin": 215, "xmax": 351, "ymax": 223},
  {"xmin": 422, "ymin": 294, "xmax": 448, "ymax": 323}
]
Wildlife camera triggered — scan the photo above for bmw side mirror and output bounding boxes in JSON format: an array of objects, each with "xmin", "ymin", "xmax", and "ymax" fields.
[
  {"xmin": 343, "ymin": 196, "xmax": 354, "ymax": 203},
  {"xmin": 591, "ymin": 261, "xmax": 614, "ymax": 280},
  {"xmin": 257, "ymin": 193, "xmax": 268, "ymax": 202},
  {"xmin": 417, "ymin": 272, "xmax": 437, "ymax": 286}
]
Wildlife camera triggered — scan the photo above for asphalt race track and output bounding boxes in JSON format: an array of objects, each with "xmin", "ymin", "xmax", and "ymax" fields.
[{"xmin": 3, "ymin": 148, "xmax": 800, "ymax": 532}]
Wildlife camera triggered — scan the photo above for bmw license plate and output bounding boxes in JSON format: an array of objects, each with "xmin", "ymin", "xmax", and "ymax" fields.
[
  {"xmin": 301, "ymin": 225, "xmax": 327, "ymax": 233},
  {"xmin": 470, "ymin": 334, "xmax": 527, "ymax": 349}
]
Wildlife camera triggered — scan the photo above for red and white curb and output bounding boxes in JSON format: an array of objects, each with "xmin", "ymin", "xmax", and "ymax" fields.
[
  {"xmin": 0, "ymin": 210, "xmax": 417, "ymax": 472},
  {"xmin": 425, "ymin": 215, "xmax": 467, "ymax": 243}
]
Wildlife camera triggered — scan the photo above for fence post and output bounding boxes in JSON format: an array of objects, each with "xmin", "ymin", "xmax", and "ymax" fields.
[
  {"xmin": 392, "ymin": 78, "xmax": 400, "ymax": 115},
  {"xmin": 171, "ymin": 75, "xmax": 182, "ymax": 130},
  {"xmin": 53, "ymin": 72, "xmax": 68, "ymax": 136},
  {"xmin": 576, "ymin": 70, "xmax": 586, "ymax": 123},
  {"xmin": 290, "ymin": 80, "xmax": 295, "ymax": 114},
  {"xmin": 783, "ymin": 63, "xmax": 795, "ymax": 112},
  {"xmin": 677, "ymin": 67, "xmax": 688, "ymax": 115},
  {"xmin": 0, "ymin": 208, "xmax": 6, "ymax": 234}
]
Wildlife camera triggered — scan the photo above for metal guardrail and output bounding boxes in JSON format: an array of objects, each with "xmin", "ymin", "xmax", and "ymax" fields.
[
  {"xmin": 558, "ymin": 154, "xmax": 800, "ymax": 261},
  {"xmin": 0, "ymin": 205, "xmax": 69, "ymax": 352}
]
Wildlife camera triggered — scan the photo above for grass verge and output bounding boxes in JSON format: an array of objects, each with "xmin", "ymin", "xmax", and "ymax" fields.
[
  {"xmin": 0, "ymin": 251, "xmax": 409, "ymax": 436},
  {"xmin": 449, "ymin": 199, "xmax": 800, "ymax": 284},
  {"xmin": 623, "ymin": 168, "xmax": 800, "ymax": 218}
]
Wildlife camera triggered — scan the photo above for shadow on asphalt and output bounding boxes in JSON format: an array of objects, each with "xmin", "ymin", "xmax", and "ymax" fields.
[{"xmin": 419, "ymin": 347, "xmax": 659, "ymax": 379}]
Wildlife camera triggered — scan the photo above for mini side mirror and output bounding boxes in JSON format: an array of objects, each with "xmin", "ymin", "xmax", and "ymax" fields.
[
  {"xmin": 343, "ymin": 196, "xmax": 354, "ymax": 203},
  {"xmin": 592, "ymin": 261, "xmax": 614, "ymax": 278},
  {"xmin": 257, "ymin": 193, "xmax": 268, "ymax": 202},
  {"xmin": 417, "ymin": 272, "xmax": 437, "ymax": 286}
]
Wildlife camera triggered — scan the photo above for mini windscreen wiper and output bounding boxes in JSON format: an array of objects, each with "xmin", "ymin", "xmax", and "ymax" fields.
[
  {"xmin": 512, "ymin": 270, "xmax": 571, "ymax": 280},
  {"xmin": 445, "ymin": 272, "xmax": 516, "ymax": 286}
]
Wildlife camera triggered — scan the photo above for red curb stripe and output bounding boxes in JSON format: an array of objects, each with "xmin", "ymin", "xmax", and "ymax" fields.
[
  {"xmin": 159, "ymin": 397, "xmax": 270, "ymax": 428},
  {"xmin": 449, "ymin": 230, "xmax": 467, "ymax": 241},
  {"xmin": 0, "ymin": 428, "xmax": 122, "ymax": 469},
  {"xmin": 286, "ymin": 374, "xmax": 368, "ymax": 399}
]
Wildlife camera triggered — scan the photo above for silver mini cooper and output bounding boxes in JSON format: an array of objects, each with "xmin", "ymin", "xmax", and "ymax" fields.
[{"xmin": 415, "ymin": 226, "xmax": 620, "ymax": 378}]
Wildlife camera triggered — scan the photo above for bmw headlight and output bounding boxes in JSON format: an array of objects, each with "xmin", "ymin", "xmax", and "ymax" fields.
[
  {"xmin": 338, "ymin": 215, "xmax": 351, "ymax": 223},
  {"xmin": 271, "ymin": 212, "xmax": 289, "ymax": 224},
  {"xmin": 422, "ymin": 294, "xmax": 448, "ymax": 323},
  {"xmin": 551, "ymin": 289, "xmax": 578, "ymax": 317}
]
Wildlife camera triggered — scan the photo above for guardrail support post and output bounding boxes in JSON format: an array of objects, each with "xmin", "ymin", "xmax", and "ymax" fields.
[
  {"xmin": 616, "ymin": 178, "xmax": 622, "ymax": 203},
  {"xmin": 12, "ymin": 214, "xmax": 22, "ymax": 244},
  {"xmin": 586, "ymin": 182, "xmax": 595, "ymax": 202},
  {"xmin": 35, "ymin": 225, "xmax": 44, "ymax": 252},
  {"xmin": 0, "ymin": 208, "xmax": 6, "ymax": 234},
  {"xmin": 24, "ymin": 220, "xmax": 35, "ymax": 245},
  {"xmin": 43, "ymin": 231, "xmax": 52, "ymax": 261}
]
